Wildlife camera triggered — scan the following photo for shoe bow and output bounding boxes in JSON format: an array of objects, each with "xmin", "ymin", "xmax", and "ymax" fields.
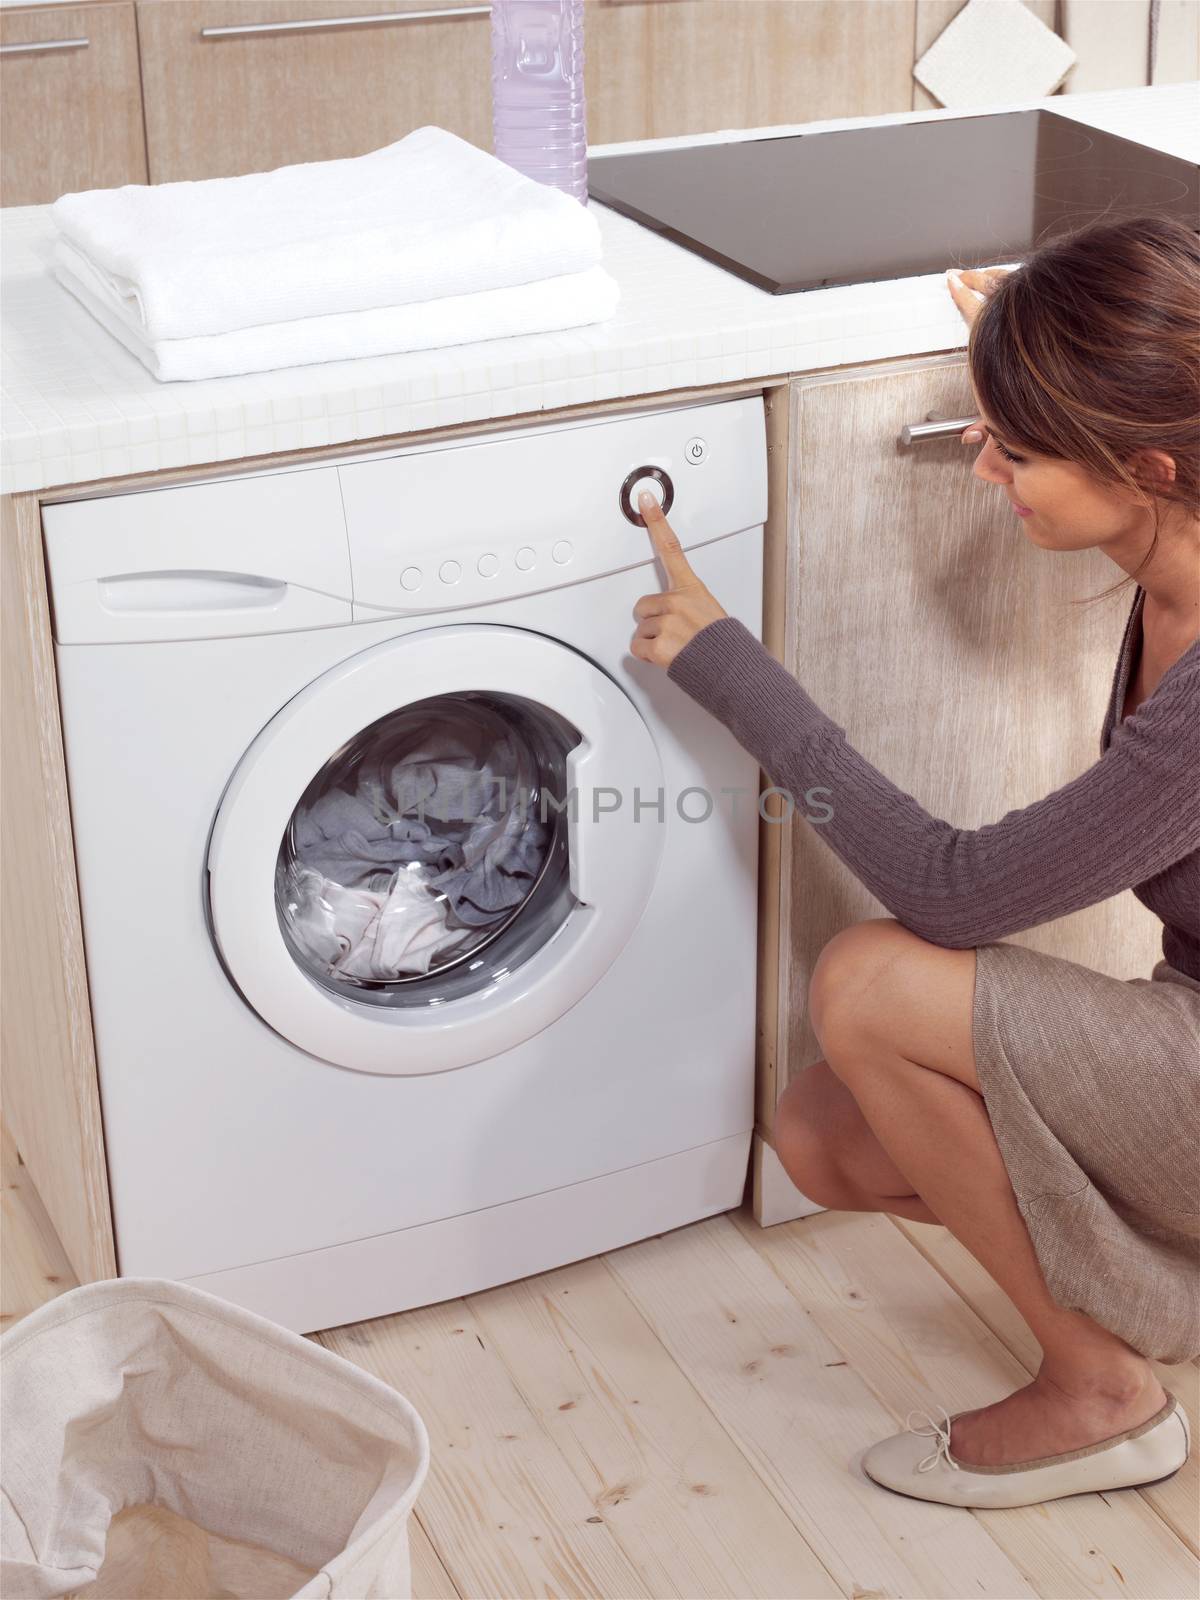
[{"xmin": 905, "ymin": 1406, "xmax": 961, "ymax": 1473}]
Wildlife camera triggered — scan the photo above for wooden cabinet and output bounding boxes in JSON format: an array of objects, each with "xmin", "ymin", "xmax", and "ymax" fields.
[
  {"xmin": 753, "ymin": 356, "xmax": 1162, "ymax": 1223},
  {"xmin": 3, "ymin": 0, "xmax": 927, "ymax": 198},
  {"xmin": 135, "ymin": 0, "xmax": 494, "ymax": 183},
  {"xmin": 585, "ymin": 0, "xmax": 917, "ymax": 145},
  {"xmin": 7, "ymin": 0, "xmax": 1153, "ymax": 202},
  {"xmin": 137, "ymin": 0, "xmax": 919, "ymax": 184},
  {"xmin": 0, "ymin": 2, "xmax": 147, "ymax": 205}
]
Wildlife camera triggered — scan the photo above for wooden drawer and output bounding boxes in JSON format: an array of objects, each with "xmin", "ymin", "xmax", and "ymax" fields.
[
  {"xmin": 585, "ymin": 0, "xmax": 917, "ymax": 144},
  {"xmin": 136, "ymin": 0, "xmax": 494, "ymax": 182},
  {"xmin": 0, "ymin": 3, "xmax": 147, "ymax": 204}
]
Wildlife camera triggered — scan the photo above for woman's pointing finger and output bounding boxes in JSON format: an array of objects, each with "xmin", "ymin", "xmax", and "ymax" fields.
[{"xmin": 640, "ymin": 492, "xmax": 698, "ymax": 590}]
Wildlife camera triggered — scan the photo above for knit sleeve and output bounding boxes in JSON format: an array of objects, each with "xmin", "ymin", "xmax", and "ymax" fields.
[{"xmin": 666, "ymin": 615, "xmax": 1200, "ymax": 949}]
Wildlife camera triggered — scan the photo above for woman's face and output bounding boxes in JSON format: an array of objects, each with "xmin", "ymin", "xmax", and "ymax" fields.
[{"xmin": 968, "ymin": 407, "xmax": 1151, "ymax": 555}]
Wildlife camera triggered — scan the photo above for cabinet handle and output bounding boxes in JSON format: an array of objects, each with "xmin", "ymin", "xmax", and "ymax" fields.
[
  {"xmin": 898, "ymin": 414, "xmax": 979, "ymax": 448},
  {"xmin": 200, "ymin": 6, "xmax": 491, "ymax": 40},
  {"xmin": 0, "ymin": 36, "xmax": 90, "ymax": 56}
]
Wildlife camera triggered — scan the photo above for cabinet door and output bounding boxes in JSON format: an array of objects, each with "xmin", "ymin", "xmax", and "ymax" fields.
[
  {"xmin": 136, "ymin": 0, "xmax": 493, "ymax": 182},
  {"xmin": 0, "ymin": 3, "xmax": 147, "ymax": 204},
  {"xmin": 758, "ymin": 358, "xmax": 1161, "ymax": 1213},
  {"xmin": 587, "ymin": 0, "xmax": 916, "ymax": 144}
]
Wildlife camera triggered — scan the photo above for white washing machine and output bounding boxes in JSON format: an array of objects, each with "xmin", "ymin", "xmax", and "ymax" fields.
[{"xmin": 43, "ymin": 394, "xmax": 767, "ymax": 1333}]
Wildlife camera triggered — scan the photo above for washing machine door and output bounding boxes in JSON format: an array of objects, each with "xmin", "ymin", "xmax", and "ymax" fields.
[{"xmin": 208, "ymin": 625, "xmax": 665, "ymax": 1074}]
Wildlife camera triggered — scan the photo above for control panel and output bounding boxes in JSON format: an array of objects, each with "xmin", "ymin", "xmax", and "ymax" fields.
[
  {"xmin": 338, "ymin": 395, "xmax": 766, "ymax": 617},
  {"xmin": 41, "ymin": 396, "xmax": 768, "ymax": 641}
]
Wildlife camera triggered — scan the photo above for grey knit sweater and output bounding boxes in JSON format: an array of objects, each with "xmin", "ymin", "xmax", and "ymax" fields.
[{"xmin": 667, "ymin": 586, "xmax": 1200, "ymax": 979}]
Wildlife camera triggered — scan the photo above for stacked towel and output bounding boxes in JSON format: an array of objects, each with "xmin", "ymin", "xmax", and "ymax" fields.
[{"xmin": 50, "ymin": 125, "xmax": 619, "ymax": 381}]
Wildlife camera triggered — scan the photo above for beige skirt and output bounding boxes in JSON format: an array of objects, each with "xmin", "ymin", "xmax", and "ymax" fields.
[{"xmin": 973, "ymin": 942, "xmax": 1200, "ymax": 1365}]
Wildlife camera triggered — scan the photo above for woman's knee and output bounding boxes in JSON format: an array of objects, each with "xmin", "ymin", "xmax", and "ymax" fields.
[
  {"xmin": 808, "ymin": 918, "xmax": 917, "ymax": 1061},
  {"xmin": 774, "ymin": 1060, "xmax": 871, "ymax": 1209},
  {"xmin": 809, "ymin": 919, "xmax": 980, "ymax": 1091}
]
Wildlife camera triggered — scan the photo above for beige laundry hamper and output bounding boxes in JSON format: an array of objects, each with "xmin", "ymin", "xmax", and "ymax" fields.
[{"xmin": 1, "ymin": 1278, "xmax": 430, "ymax": 1600}]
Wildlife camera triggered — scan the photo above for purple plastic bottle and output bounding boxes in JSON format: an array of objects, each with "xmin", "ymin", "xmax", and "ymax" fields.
[{"xmin": 490, "ymin": 0, "xmax": 588, "ymax": 204}]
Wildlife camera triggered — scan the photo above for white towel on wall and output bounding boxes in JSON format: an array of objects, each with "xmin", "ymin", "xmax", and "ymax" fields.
[
  {"xmin": 914, "ymin": 0, "xmax": 1077, "ymax": 108},
  {"xmin": 50, "ymin": 125, "xmax": 604, "ymax": 341},
  {"xmin": 53, "ymin": 241, "xmax": 620, "ymax": 381}
]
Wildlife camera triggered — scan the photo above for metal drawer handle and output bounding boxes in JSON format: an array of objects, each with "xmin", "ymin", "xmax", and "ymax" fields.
[
  {"xmin": 898, "ymin": 414, "xmax": 980, "ymax": 448},
  {"xmin": 0, "ymin": 36, "xmax": 90, "ymax": 56},
  {"xmin": 200, "ymin": 6, "xmax": 491, "ymax": 40}
]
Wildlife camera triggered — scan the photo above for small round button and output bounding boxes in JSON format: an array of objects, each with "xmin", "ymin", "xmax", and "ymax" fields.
[
  {"xmin": 515, "ymin": 546, "xmax": 537, "ymax": 571},
  {"xmin": 685, "ymin": 436, "xmax": 708, "ymax": 464},
  {"xmin": 438, "ymin": 560, "xmax": 462, "ymax": 585},
  {"xmin": 632, "ymin": 476, "xmax": 664, "ymax": 512},
  {"xmin": 619, "ymin": 464, "xmax": 675, "ymax": 526},
  {"xmin": 399, "ymin": 566, "xmax": 423, "ymax": 592},
  {"xmin": 477, "ymin": 553, "xmax": 500, "ymax": 578},
  {"xmin": 551, "ymin": 540, "xmax": 573, "ymax": 565}
]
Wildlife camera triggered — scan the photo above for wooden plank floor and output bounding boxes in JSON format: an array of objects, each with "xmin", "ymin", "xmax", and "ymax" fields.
[{"xmin": 4, "ymin": 1126, "xmax": 1197, "ymax": 1600}]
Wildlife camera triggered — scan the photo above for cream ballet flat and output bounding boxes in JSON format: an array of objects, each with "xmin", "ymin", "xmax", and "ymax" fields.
[{"xmin": 862, "ymin": 1393, "xmax": 1190, "ymax": 1509}]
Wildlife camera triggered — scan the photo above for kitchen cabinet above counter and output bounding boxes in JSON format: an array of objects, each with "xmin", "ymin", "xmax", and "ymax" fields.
[{"xmin": 2, "ymin": 81, "xmax": 1195, "ymax": 497}]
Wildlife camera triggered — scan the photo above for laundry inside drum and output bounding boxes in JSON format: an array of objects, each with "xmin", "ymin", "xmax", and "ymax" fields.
[{"xmin": 276, "ymin": 691, "xmax": 579, "ymax": 1009}]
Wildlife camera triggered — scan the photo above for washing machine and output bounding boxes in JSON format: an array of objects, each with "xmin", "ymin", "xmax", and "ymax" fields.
[{"xmin": 42, "ymin": 394, "xmax": 767, "ymax": 1333}]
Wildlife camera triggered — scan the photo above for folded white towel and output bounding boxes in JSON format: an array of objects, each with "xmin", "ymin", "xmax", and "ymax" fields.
[
  {"xmin": 53, "ymin": 241, "xmax": 620, "ymax": 381},
  {"xmin": 51, "ymin": 125, "xmax": 603, "ymax": 341}
]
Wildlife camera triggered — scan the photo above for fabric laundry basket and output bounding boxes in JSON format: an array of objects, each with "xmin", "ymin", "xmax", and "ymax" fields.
[{"xmin": 1, "ymin": 1278, "xmax": 430, "ymax": 1600}]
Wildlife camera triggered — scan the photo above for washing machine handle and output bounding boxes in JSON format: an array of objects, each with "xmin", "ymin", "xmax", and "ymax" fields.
[{"xmin": 566, "ymin": 738, "xmax": 612, "ymax": 908}]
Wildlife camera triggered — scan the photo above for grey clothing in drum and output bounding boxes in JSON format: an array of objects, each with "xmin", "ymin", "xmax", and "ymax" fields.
[{"xmin": 285, "ymin": 708, "xmax": 551, "ymax": 981}]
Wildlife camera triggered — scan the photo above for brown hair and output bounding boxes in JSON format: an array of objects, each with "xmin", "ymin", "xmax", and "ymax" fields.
[{"xmin": 967, "ymin": 213, "xmax": 1200, "ymax": 591}]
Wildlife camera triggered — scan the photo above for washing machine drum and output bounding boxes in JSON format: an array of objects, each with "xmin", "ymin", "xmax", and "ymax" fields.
[
  {"xmin": 208, "ymin": 626, "xmax": 665, "ymax": 1075},
  {"xmin": 276, "ymin": 690, "xmax": 576, "ymax": 1007}
]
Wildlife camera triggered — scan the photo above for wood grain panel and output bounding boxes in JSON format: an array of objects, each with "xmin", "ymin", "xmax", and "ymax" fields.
[
  {"xmin": 1060, "ymin": 0, "xmax": 1200, "ymax": 90},
  {"xmin": 1153, "ymin": 0, "xmax": 1200, "ymax": 83},
  {"xmin": 0, "ymin": 1120, "xmax": 77, "ymax": 1329},
  {"xmin": 320, "ymin": 1297, "xmax": 651, "ymax": 1599},
  {"xmin": 0, "ymin": 2, "xmax": 147, "ymax": 205},
  {"xmin": 607, "ymin": 1214, "xmax": 1040, "ymax": 1598},
  {"xmin": 588, "ymin": 0, "xmax": 916, "ymax": 143},
  {"xmin": 1061, "ymin": 0, "xmax": 1151, "ymax": 92},
  {"xmin": 136, "ymin": 0, "xmax": 494, "ymax": 182},
  {"xmin": 764, "ymin": 357, "xmax": 1160, "ymax": 1182},
  {"xmin": 754, "ymin": 384, "xmax": 792, "ymax": 1136},
  {"xmin": 0, "ymin": 494, "xmax": 116, "ymax": 1284}
]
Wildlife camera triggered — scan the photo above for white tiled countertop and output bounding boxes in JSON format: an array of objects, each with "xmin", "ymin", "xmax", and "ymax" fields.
[{"xmin": 2, "ymin": 81, "xmax": 1196, "ymax": 496}]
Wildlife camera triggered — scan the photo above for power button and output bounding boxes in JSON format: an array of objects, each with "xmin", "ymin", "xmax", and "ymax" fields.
[
  {"xmin": 685, "ymin": 437, "xmax": 708, "ymax": 465},
  {"xmin": 619, "ymin": 465, "xmax": 674, "ymax": 526}
]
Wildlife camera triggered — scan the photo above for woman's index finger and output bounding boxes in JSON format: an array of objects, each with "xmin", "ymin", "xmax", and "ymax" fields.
[{"xmin": 640, "ymin": 492, "xmax": 694, "ymax": 588}]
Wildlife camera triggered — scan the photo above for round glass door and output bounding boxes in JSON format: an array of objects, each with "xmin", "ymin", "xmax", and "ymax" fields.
[
  {"xmin": 207, "ymin": 625, "xmax": 666, "ymax": 1076},
  {"xmin": 276, "ymin": 691, "xmax": 578, "ymax": 1008}
]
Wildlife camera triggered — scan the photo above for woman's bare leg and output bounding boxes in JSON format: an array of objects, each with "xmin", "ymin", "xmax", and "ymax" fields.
[
  {"xmin": 775, "ymin": 1060, "xmax": 942, "ymax": 1225},
  {"xmin": 794, "ymin": 918, "xmax": 1166, "ymax": 1465}
]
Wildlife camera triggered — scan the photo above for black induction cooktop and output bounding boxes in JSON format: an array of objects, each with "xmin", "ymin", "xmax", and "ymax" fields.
[{"xmin": 587, "ymin": 110, "xmax": 1199, "ymax": 294}]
